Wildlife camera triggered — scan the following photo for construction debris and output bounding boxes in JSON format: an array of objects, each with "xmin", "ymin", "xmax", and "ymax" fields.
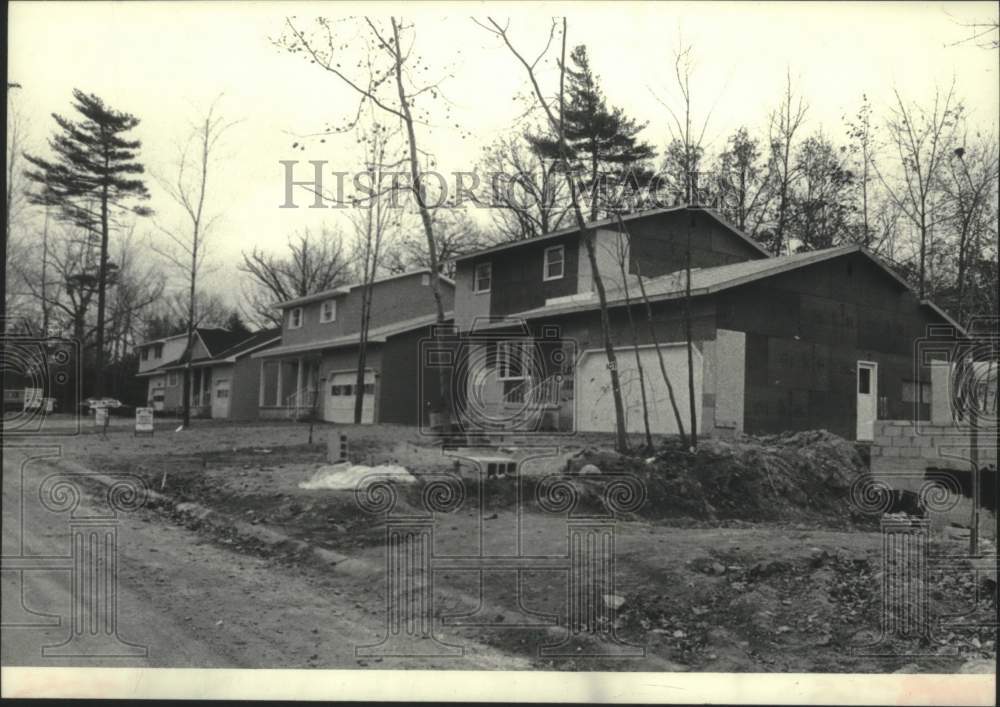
[{"xmin": 298, "ymin": 462, "xmax": 416, "ymax": 491}]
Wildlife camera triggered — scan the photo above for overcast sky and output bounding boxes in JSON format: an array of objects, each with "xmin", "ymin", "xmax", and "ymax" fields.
[{"xmin": 9, "ymin": 1, "xmax": 1000, "ymax": 305}]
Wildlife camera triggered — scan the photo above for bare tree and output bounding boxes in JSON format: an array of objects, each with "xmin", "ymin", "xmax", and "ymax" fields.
[
  {"xmin": 767, "ymin": 70, "xmax": 809, "ymax": 256},
  {"xmin": 239, "ymin": 227, "xmax": 353, "ymax": 327},
  {"xmin": 151, "ymin": 97, "xmax": 237, "ymax": 428},
  {"xmin": 348, "ymin": 119, "xmax": 396, "ymax": 424},
  {"xmin": 380, "ymin": 208, "xmax": 489, "ymax": 277},
  {"xmin": 713, "ymin": 127, "xmax": 771, "ymax": 240},
  {"xmin": 877, "ymin": 82, "xmax": 962, "ymax": 298},
  {"xmin": 942, "ymin": 133, "xmax": 999, "ymax": 323},
  {"xmin": 4, "ymin": 83, "xmax": 29, "ymax": 324},
  {"xmin": 478, "ymin": 17, "xmax": 630, "ymax": 452},
  {"xmin": 612, "ymin": 232, "xmax": 653, "ymax": 450},
  {"xmin": 479, "ymin": 131, "xmax": 572, "ymax": 241}
]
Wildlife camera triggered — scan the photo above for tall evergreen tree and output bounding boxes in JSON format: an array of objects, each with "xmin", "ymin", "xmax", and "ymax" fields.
[
  {"xmin": 24, "ymin": 90, "xmax": 150, "ymax": 396},
  {"xmin": 527, "ymin": 45, "xmax": 656, "ymax": 220}
]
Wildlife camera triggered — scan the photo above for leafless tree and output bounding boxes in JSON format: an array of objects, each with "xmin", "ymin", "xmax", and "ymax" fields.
[
  {"xmin": 942, "ymin": 133, "xmax": 999, "ymax": 323},
  {"xmin": 151, "ymin": 97, "xmax": 237, "ymax": 428},
  {"xmin": 239, "ymin": 227, "xmax": 353, "ymax": 327},
  {"xmin": 479, "ymin": 131, "xmax": 572, "ymax": 240},
  {"xmin": 877, "ymin": 82, "xmax": 962, "ymax": 298},
  {"xmin": 4, "ymin": 83, "xmax": 30, "ymax": 323},
  {"xmin": 767, "ymin": 70, "xmax": 809, "ymax": 256},
  {"xmin": 380, "ymin": 208, "xmax": 489, "ymax": 277},
  {"xmin": 477, "ymin": 16, "xmax": 630, "ymax": 452}
]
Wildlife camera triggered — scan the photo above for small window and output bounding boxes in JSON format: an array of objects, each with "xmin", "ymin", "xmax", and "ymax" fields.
[
  {"xmin": 421, "ymin": 273, "xmax": 430, "ymax": 286},
  {"xmin": 154, "ymin": 343, "xmax": 164, "ymax": 358},
  {"xmin": 858, "ymin": 367, "xmax": 871, "ymax": 395},
  {"xmin": 330, "ymin": 385, "xmax": 341, "ymax": 396},
  {"xmin": 320, "ymin": 299, "xmax": 337, "ymax": 323},
  {"xmin": 543, "ymin": 245, "xmax": 565, "ymax": 281},
  {"xmin": 289, "ymin": 307, "xmax": 303, "ymax": 329},
  {"xmin": 216, "ymin": 389, "xmax": 229, "ymax": 399},
  {"xmin": 142, "ymin": 348, "xmax": 149, "ymax": 361},
  {"xmin": 474, "ymin": 262, "xmax": 492, "ymax": 294},
  {"xmin": 167, "ymin": 372, "xmax": 178, "ymax": 387},
  {"xmin": 343, "ymin": 384, "xmax": 353, "ymax": 396}
]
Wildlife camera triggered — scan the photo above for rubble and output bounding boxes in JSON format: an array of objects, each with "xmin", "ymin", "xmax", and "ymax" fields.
[{"xmin": 298, "ymin": 462, "xmax": 416, "ymax": 490}]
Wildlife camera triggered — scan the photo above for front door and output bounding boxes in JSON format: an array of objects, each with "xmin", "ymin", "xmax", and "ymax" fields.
[
  {"xmin": 856, "ymin": 361, "xmax": 878, "ymax": 441},
  {"xmin": 212, "ymin": 379, "xmax": 230, "ymax": 418}
]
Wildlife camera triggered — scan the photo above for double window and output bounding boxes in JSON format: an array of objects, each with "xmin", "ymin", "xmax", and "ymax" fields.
[
  {"xmin": 474, "ymin": 262, "xmax": 492, "ymax": 294},
  {"xmin": 543, "ymin": 245, "xmax": 565, "ymax": 281},
  {"xmin": 320, "ymin": 299, "xmax": 337, "ymax": 323},
  {"xmin": 288, "ymin": 307, "xmax": 303, "ymax": 329}
]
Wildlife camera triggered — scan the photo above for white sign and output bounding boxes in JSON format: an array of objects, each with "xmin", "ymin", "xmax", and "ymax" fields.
[
  {"xmin": 94, "ymin": 406, "xmax": 108, "ymax": 427},
  {"xmin": 135, "ymin": 407, "xmax": 154, "ymax": 434}
]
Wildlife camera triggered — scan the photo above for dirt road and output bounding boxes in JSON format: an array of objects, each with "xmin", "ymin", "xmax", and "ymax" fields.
[{"xmin": 1, "ymin": 444, "xmax": 528, "ymax": 669}]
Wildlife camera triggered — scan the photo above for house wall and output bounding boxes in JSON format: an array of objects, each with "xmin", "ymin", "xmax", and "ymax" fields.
[
  {"xmin": 279, "ymin": 273, "xmax": 454, "ymax": 348},
  {"xmin": 378, "ymin": 325, "xmax": 443, "ymax": 426},
  {"xmin": 621, "ymin": 209, "xmax": 766, "ymax": 278},
  {"xmin": 230, "ymin": 357, "xmax": 263, "ymax": 420},
  {"xmin": 715, "ymin": 251, "xmax": 948, "ymax": 439},
  {"xmin": 138, "ymin": 336, "xmax": 186, "ymax": 373}
]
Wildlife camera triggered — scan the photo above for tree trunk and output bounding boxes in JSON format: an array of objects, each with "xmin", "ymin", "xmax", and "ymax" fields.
[
  {"xmin": 94, "ymin": 183, "xmax": 109, "ymax": 397},
  {"xmin": 685, "ymin": 215, "xmax": 698, "ymax": 449}
]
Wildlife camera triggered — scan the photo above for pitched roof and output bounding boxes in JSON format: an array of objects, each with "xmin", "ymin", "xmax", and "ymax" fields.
[
  {"xmin": 194, "ymin": 328, "xmax": 250, "ymax": 358},
  {"xmin": 485, "ymin": 245, "xmax": 964, "ymax": 332},
  {"xmin": 213, "ymin": 328, "xmax": 282, "ymax": 360},
  {"xmin": 453, "ymin": 205, "xmax": 772, "ymax": 262},
  {"xmin": 252, "ymin": 312, "xmax": 452, "ymax": 358},
  {"xmin": 274, "ymin": 269, "xmax": 456, "ymax": 310},
  {"xmin": 136, "ymin": 328, "xmax": 282, "ymax": 376}
]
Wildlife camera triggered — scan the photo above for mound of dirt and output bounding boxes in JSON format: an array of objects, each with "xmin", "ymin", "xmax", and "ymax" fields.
[{"xmin": 570, "ymin": 429, "xmax": 870, "ymax": 524}]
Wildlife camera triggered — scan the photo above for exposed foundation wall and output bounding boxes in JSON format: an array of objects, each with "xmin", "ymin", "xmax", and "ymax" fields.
[{"xmin": 871, "ymin": 419, "xmax": 998, "ymax": 538}]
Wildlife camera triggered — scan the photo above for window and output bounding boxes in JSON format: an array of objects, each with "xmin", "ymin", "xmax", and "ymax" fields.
[
  {"xmin": 320, "ymin": 299, "xmax": 337, "ymax": 323},
  {"xmin": 543, "ymin": 245, "xmax": 565, "ymax": 281},
  {"xmin": 474, "ymin": 262, "xmax": 492, "ymax": 294},
  {"xmin": 497, "ymin": 341, "xmax": 531, "ymax": 380},
  {"xmin": 154, "ymin": 343, "xmax": 164, "ymax": 359},
  {"xmin": 421, "ymin": 273, "xmax": 430, "ymax": 286},
  {"xmin": 858, "ymin": 367, "xmax": 871, "ymax": 395},
  {"xmin": 216, "ymin": 389, "xmax": 229, "ymax": 399},
  {"xmin": 141, "ymin": 348, "xmax": 149, "ymax": 361},
  {"xmin": 289, "ymin": 307, "xmax": 303, "ymax": 329},
  {"xmin": 167, "ymin": 372, "xmax": 178, "ymax": 387},
  {"xmin": 902, "ymin": 380, "xmax": 931, "ymax": 404}
]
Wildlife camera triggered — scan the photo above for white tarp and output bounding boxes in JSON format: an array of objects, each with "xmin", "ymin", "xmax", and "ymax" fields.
[{"xmin": 298, "ymin": 462, "xmax": 416, "ymax": 490}]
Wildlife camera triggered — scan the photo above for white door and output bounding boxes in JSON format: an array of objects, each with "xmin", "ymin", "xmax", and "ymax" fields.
[
  {"xmin": 323, "ymin": 370, "xmax": 375, "ymax": 424},
  {"xmin": 212, "ymin": 379, "xmax": 230, "ymax": 418},
  {"xmin": 856, "ymin": 361, "xmax": 878, "ymax": 441},
  {"xmin": 576, "ymin": 344, "xmax": 701, "ymax": 435}
]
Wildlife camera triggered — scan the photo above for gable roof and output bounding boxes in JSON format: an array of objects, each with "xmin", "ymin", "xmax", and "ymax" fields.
[
  {"xmin": 274, "ymin": 269, "xmax": 456, "ymax": 310},
  {"xmin": 189, "ymin": 328, "xmax": 249, "ymax": 360},
  {"xmin": 492, "ymin": 244, "xmax": 965, "ymax": 333},
  {"xmin": 213, "ymin": 328, "xmax": 282, "ymax": 360},
  {"xmin": 137, "ymin": 328, "xmax": 282, "ymax": 376},
  {"xmin": 453, "ymin": 205, "xmax": 772, "ymax": 262}
]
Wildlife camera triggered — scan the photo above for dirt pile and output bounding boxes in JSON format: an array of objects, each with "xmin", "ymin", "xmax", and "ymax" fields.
[{"xmin": 568, "ymin": 429, "xmax": 870, "ymax": 523}]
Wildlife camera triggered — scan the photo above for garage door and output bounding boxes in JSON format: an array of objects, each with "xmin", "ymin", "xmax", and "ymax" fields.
[
  {"xmin": 324, "ymin": 370, "xmax": 376, "ymax": 424},
  {"xmin": 576, "ymin": 344, "xmax": 701, "ymax": 435}
]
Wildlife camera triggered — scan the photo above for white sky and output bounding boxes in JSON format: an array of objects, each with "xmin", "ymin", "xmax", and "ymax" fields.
[{"xmin": 8, "ymin": 1, "xmax": 1000, "ymax": 305}]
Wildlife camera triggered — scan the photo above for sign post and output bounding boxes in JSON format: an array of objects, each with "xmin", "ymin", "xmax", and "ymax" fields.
[{"xmin": 135, "ymin": 407, "xmax": 154, "ymax": 437}]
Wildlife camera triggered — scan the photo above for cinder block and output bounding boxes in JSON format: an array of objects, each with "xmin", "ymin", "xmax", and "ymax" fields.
[
  {"xmin": 870, "ymin": 445, "xmax": 882, "ymax": 456},
  {"xmin": 884, "ymin": 426, "xmax": 902, "ymax": 437},
  {"xmin": 900, "ymin": 446, "xmax": 922, "ymax": 458},
  {"xmin": 912, "ymin": 435, "xmax": 932, "ymax": 448},
  {"xmin": 874, "ymin": 436, "xmax": 893, "ymax": 448},
  {"xmin": 893, "ymin": 435, "xmax": 913, "ymax": 446},
  {"xmin": 881, "ymin": 446, "xmax": 900, "ymax": 457},
  {"xmin": 921, "ymin": 447, "xmax": 943, "ymax": 460}
]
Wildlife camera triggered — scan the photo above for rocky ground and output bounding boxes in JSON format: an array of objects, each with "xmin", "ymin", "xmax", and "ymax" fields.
[{"xmin": 15, "ymin": 415, "xmax": 998, "ymax": 672}]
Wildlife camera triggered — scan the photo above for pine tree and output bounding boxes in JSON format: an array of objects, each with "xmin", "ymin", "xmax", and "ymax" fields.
[
  {"xmin": 24, "ymin": 90, "xmax": 150, "ymax": 397},
  {"xmin": 527, "ymin": 45, "xmax": 656, "ymax": 220}
]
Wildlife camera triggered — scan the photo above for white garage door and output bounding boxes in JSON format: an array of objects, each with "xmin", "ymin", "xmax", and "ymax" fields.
[
  {"xmin": 576, "ymin": 344, "xmax": 701, "ymax": 435},
  {"xmin": 324, "ymin": 370, "xmax": 376, "ymax": 424}
]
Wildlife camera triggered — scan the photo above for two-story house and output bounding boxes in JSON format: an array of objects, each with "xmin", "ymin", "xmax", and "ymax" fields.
[
  {"xmin": 449, "ymin": 205, "xmax": 963, "ymax": 441},
  {"xmin": 252, "ymin": 269, "xmax": 454, "ymax": 425},
  {"xmin": 136, "ymin": 328, "xmax": 281, "ymax": 417}
]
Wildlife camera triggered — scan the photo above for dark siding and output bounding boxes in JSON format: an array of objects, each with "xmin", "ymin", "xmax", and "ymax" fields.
[
  {"xmin": 378, "ymin": 325, "xmax": 444, "ymax": 426},
  {"xmin": 623, "ymin": 209, "xmax": 765, "ymax": 278},
  {"xmin": 470, "ymin": 233, "xmax": 580, "ymax": 318},
  {"xmin": 716, "ymin": 251, "xmax": 948, "ymax": 438},
  {"xmin": 230, "ymin": 357, "xmax": 262, "ymax": 420}
]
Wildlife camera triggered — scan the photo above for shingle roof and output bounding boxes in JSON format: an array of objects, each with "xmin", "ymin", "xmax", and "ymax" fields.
[
  {"xmin": 453, "ymin": 205, "xmax": 772, "ymax": 262},
  {"xmin": 252, "ymin": 312, "xmax": 452, "ymax": 358},
  {"xmin": 213, "ymin": 328, "xmax": 281, "ymax": 359},
  {"xmin": 195, "ymin": 328, "xmax": 250, "ymax": 359},
  {"xmin": 484, "ymin": 244, "xmax": 961, "ymax": 333}
]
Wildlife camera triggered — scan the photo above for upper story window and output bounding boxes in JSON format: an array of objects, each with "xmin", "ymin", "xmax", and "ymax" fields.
[
  {"xmin": 474, "ymin": 262, "xmax": 492, "ymax": 294},
  {"xmin": 320, "ymin": 299, "xmax": 337, "ymax": 323},
  {"xmin": 142, "ymin": 347, "xmax": 150, "ymax": 361},
  {"xmin": 543, "ymin": 245, "xmax": 565, "ymax": 281},
  {"xmin": 289, "ymin": 307, "xmax": 304, "ymax": 329},
  {"xmin": 154, "ymin": 343, "xmax": 164, "ymax": 358}
]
